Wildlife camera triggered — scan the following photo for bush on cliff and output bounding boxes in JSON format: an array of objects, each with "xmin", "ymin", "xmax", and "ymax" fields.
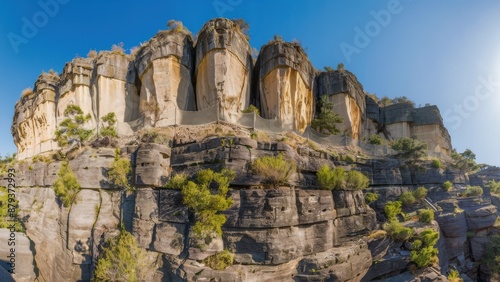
[
  {"xmin": 316, "ymin": 165, "xmax": 369, "ymax": 190},
  {"xmin": 93, "ymin": 229, "xmax": 147, "ymax": 282},
  {"xmin": 252, "ymin": 154, "xmax": 296, "ymax": 188},
  {"xmin": 442, "ymin": 181, "xmax": 453, "ymax": 191},
  {"xmin": 164, "ymin": 173, "xmax": 188, "ymax": 190},
  {"xmin": 369, "ymin": 134, "xmax": 382, "ymax": 145},
  {"xmin": 400, "ymin": 191, "xmax": 416, "ymax": 206},
  {"xmin": 391, "ymin": 137, "xmax": 427, "ymax": 160},
  {"xmin": 383, "ymin": 220, "xmax": 413, "ymax": 242},
  {"xmin": 181, "ymin": 169, "xmax": 235, "ymax": 241},
  {"xmin": 108, "ymin": 154, "xmax": 133, "ymax": 191},
  {"xmin": 451, "ymin": 148, "xmax": 478, "ymax": 174},
  {"xmin": 365, "ymin": 192, "xmax": 379, "ymax": 204},
  {"xmin": 55, "ymin": 105, "xmax": 93, "ymax": 148},
  {"xmin": 100, "ymin": 112, "xmax": 118, "ymax": 138},
  {"xmin": 485, "ymin": 180, "xmax": 500, "ymax": 194},
  {"xmin": 0, "ymin": 186, "xmax": 23, "ymax": 231},
  {"xmin": 483, "ymin": 235, "xmax": 500, "ymax": 275},
  {"xmin": 53, "ymin": 162, "xmax": 81, "ymax": 208},
  {"xmin": 413, "ymin": 186, "xmax": 428, "ymax": 200},
  {"xmin": 384, "ymin": 201, "xmax": 402, "ymax": 220},
  {"xmin": 203, "ymin": 249, "xmax": 234, "ymax": 270},
  {"xmin": 410, "ymin": 229, "xmax": 439, "ymax": 268},
  {"xmin": 311, "ymin": 96, "xmax": 343, "ymax": 135},
  {"xmin": 463, "ymin": 186, "xmax": 483, "ymax": 197},
  {"xmin": 418, "ymin": 209, "xmax": 435, "ymax": 223}
]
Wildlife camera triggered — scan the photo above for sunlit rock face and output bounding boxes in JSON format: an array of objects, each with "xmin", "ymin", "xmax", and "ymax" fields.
[
  {"xmin": 256, "ymin": 41, "xmax": 315, "ymax": 133},
  {"xmin": 136, "ymin": 30, "xmax": 196, "ymax": 127},
  {"xmin": 11, "ymin": 73, "xmax": 60, "ymax": 160},
  {"xmin": 195, "ymin": 18, "xmax": 253, "ymax": 123},
  {"xmin": 95, "ymin": 53, "xmax": 140, "ymax": 135},
  {"xmin": 56, "ymin": 58, "xmax": 96, "ymax": 129},
  {"xmin": 317, "ymin": 70, "xmax": 365, "ymax": 139}
]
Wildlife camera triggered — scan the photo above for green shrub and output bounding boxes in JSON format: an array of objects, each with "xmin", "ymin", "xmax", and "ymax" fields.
[
  {"xmin": 344, "ymin": 155, "xmax": 356, "ymax": 163},
  {"xmin": 252, "ymin": 154, "xmax": 296, "ymax": 187},
  {"xmin": 164, "ymin": 173, "xmax": 188, "ymax": 190},
  {"xmin": 400, "ymin": 191, "xmax": 416, "ymax": 206},
  {"xmin": 365, "ymin": 192, "xmax": 379, "ymax": 204},
  {"xmin": 55, "ymin": 105, "xmax": 93, "ymax": 148},
  {"xmin": 53, "ymin": 162, "xmax": 81, "ymax": 207},
  {"xmin": 0, "ymin": 186, "xmax": 23, "ymax": 231},
  {"xmin": 202, "ymin": 249, "xmax": 234, "ymax": 270},
  {"xmin": 413, "ymin": 186, "xmax": 428, "ymax": 200},
  {"xmin": 108, "ymin": 157, "xmax": 132, "ymax": 191},
  {"xmin": 384, "ymin": 201, "xmax": 402, "ymax": 221},
  {"xmin": 345, "ymin": 170, "xmax": 369, "ymax": 190},
  {"xmin": 93, "ymin": 230, "xmax": 147, "ymax": 282},
  {"xmin": 443, "ymin": 181, "xmax": 453, "ymax": 191},
  {"xmin": 485, "ymin": 180, "xmax": 500, "ymax": 194},
  {"xmin": 483, "ymin": 235, "xmax": 500, "ymax": 275},
  {"xmin": 391, "ymin": 137, "xmax": 427, "ymax": 160},
  {"xmin": 182, "ymin": 169, "xmax": 235, "ymax": 241},
  {"xmin": 383, "ymin": 220, "xmax": 414, "ymax": 242},
  {"xmin": 418, "ymin": 209, "xmax": 435, "ymax": 223},
  {"xmin": 100, "ymin": 112, "xmax": 118, "ymax": 138},
  {"xmin": 369, "ymin": 134, "xmax": 382, "ymax": 145},
  {"xmin": 410, "ymin": 229, "xmax": 439, "ymax": 268},
  {"xmin": 463, "ymin": 186, "xmax": 483, "ymax": 197},
  {"xmin": 311, "ymin": 96, "xmax": 343, "ymax": 135},
  {"xmin": 317, "ymin": 165, "xmax": 344, "ymax": 190},
  {"xmin": 451, "ymin": 149, "xmax": 478, "ymax": 174},
  {"xmin": 242, "ymin": 104, "xmax": 260, "ymax": 115},
  {"xmin": 431, "ymin": 159, "xmax": 445, "ymax": 169},
  {"xmin": 447, "ymin": 269, "xmax": 462, "ymax": 282}
]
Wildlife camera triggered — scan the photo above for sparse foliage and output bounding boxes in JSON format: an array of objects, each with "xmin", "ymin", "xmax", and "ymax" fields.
[
  {"xmin": 400, "ymin": 191, "xmax": 416, "ymax": 206},
  {"xmin": 93, "ymin": 230, "xmax": 147, "ymax": 282},
  {"xmin": 413, "ymin": 186, "xmax": 428, "ymax": 200},
  {"xmin": 100, "ymin": 112, "xmax": 118, "ymax": 138},
  {"xmin": 108, "ymin": 155, "xmax": 132, "ymax": 191},
  {"xmin": 166, "ymin": 19, "xmax": 191, "ymax": 35},
  {"xmin": 383, "ymin": 220, "xmax": 413, "ymax": 242},
  {"xmin": 365, "ymin": 192, "xmax": 379, "ymax": 204},
  {"xmin": 443, "ymin": 181, "xmax": 453, "ymax": 191},
  {"xmin": 369, "ymin": 134, "xmax": 382, "ymax": 145},
  {"xmin": 431, "ymin": 159, "xmax": 445, "ymax": 169},
  {"xmin": 252, "ymin": 154, "xmax": 296, "ymax": 187},
  {"xmin": 483, "ymin": 235, "xmax": 500, "ymax": 275},
  {"xmin": 53, "ymin": 162, "xmax": 81, "ymax": 207},
  {"xmin": 463, "ymin": 186, "xmax": 483, "ymax": 197},
  {"xmin": 451, "ymin": 149, "xmax": 478, "ymax": 174},
  {"xmin": 311, "ymin": 96, "xmax": 343, "ymax": 135},
  {"xmin": 242, "ymin": 104, "xmax": 260, "ymax": 115},
  {"xmin": 55, "ymin": 105, "xmax": 93, "ymax": 148},
  {"xmin": 164, "ymin": 173, "xmax": 189, "ymax": 190},
  {"xmin": 391, "ymin": 137, "xmax": 427, "ymax": 160},
  {"xmin": 181, "ymin": 169, "xmax": 235, "ymax": 241},
  {"xmin": 111, "ymin": 42, "xmax": 125, "ymax": 55},
  {"xmin": 384, "ymin": 201, "xmax": 402, "ymax": 220},
  {"xmin": 203, "ymin": 249, "xmax": 234, "ymax": 270},
  {"xmin": 392, "ymin": 96, "xmax": 415, "ymax": 107},
  {"xmin": 316, "ymin": 165, "xmax": 369, "ymax": 190},
  {"xmin": 0, "ymin": 186, "xmax": 23, "ymax": 231},
  {"xmin": 418, "ymin": 209, "xmax": 435, "ymax": 223},
  {"xmin": 410, "ymin": 229, "xmax": 439, "ymax": 268},
  {"xmin": 21, "ymin": 87, "xmax": 33, "ymax": 97},
  {"xmin": 485, "ymin": 180, "xmax": 500, "ymax": 194}
]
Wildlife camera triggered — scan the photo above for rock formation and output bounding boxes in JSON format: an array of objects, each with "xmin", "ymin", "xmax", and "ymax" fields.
[
  {"xmin": 256, "ymin": 40, "xmax": 315, "ymax": 133},
  {"xmin": 136, "ymin": 29, "xmax": 195, "ymax": 127},
  {"xmin": 195, "ymin": 18, "xmax": 252, "ymax": 123},
  {"xmin": 317, "ymin": 70, "xmax": 365, "ymax": 139},
  {"xmin": 6, "ymin": 18, "xmax": 498, "ymax": 282}
]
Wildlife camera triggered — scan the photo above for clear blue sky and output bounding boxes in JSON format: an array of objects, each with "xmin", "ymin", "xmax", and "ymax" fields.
[{"xmin": 1, "ymin": 0, "xmax": 500, "ymax": 165}]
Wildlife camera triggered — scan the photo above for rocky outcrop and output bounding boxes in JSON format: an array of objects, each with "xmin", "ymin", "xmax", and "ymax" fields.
[
  {"xmin": 317, "ymin": 70, "xmax": 365, "ymax": 139},
  {"xmin": 195, "ymin": 18, "xmax": 252, "ymax": 123},
  {"xmin": 256, "ymin": 40, "xmax": 315, "ymax": 133},
  {"xmin": 136, "ymin": 30, "xmax": 195, "ymax": 127}
]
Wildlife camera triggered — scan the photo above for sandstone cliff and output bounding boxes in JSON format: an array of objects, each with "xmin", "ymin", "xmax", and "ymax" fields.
[{"xmin": 5, "ymin": 17, "xmax": 494, "ymax": 282}]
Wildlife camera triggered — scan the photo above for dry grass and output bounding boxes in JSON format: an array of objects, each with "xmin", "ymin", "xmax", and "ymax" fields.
[
  {"xmin": 21, "ymin": 87, "xmax": 33, "ymax": 97},
  {"xmin": 368, "ymin": 230, "xmax": 387, "ymax": 240}
]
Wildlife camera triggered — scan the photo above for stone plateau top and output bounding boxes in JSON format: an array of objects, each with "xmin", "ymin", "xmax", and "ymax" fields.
[{"xmin": 11, "ymin": 18, "xmax": 451, "ymax": 160}]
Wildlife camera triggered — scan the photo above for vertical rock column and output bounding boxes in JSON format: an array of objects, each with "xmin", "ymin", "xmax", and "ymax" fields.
[
  {"xmin": 56, "ymin": 58, "xmax": 96, "ymax": 129},
  {"xmin": 195, "ymin": 18, "xmax": 253, "ymax": 123},
  {"xmin": 316, "ymin": 70, "xmax": 366, "ymax": 139},
  {"xmin": 32, "ymin": 73, "xmax": 60, "ymax": 156},
  {"xmin": 135, "ymin": 30, "xmax": 196, "ymax": 127},
  {"xmin": 95, "ymin": 53, "xmax": 140, "ymax": 135},
  {"xmin": 256, "ymin": 41, "xmax": 315, "ymax": 133},
  {"xmin": 11, "ymin": 93, "xmax": 36, "ymax": 160}
]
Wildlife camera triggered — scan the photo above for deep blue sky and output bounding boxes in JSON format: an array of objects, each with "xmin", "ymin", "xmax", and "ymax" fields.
[{"xmin": 1, "ymin": 0, "xmax": 500, "ymax": 165}]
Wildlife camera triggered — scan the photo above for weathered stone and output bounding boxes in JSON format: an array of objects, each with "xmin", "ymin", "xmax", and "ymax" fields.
[
  {"xmin": 135, "ymin": 188, "xmax": 159, "ymax": 222},
  {"xmin": 464, "ymin": 204, "xmax": 497, "ymax": 231},
  {"xmin": 296, "ymin": 190, "xmax": 335, "ymax": 224},
  {"xmin": 152, "ymin": 222, "xmax": 186, "ymax": 256},
  {"xmin": 436, "ymin": 212, "xmax": 468, "ymax": 238},
  {"xmin": 0, "ymin": 230, "xmax": 36, "ymax": 281},
  {"xmin": 158, "ymin": 189, "xmax": 188, "ymax": 223},
  {"xmin": 188, "ymin": 235, "xmax": 224, "ymax": 261},
  {"xmin": 135, "ymin": 144, "xmax": 171, "ymax": 187}
]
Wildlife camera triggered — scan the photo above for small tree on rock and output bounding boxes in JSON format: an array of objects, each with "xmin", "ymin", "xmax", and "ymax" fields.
[
  {"xmin": 55, "ymin": 105, "xmax": 93, "ymax": 148},
  {"xmin": 311, "ymin": 96, "xmax": 343, "ymax": 135},
  {"xmin": 100, "ymin": 112, "xmax": 118, "ymax": 138}
]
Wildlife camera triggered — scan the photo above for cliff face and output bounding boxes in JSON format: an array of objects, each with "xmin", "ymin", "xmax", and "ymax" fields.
[
  {"xmin": 136, "ymin": 30, "xmax": 195, "ymax": 127},
  {"xmin": 6, "ymin": 17, "xmax": 488, "ymax": 282},
  {"xmin": 195, "ymin": 18, "xmax": 252, "ymax": 123},
  {"xmin": 256, "ymin": 41, "xmax": 315, "ymax": 133}
]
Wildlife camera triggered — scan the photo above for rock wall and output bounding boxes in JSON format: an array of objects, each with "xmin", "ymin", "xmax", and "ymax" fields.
[
  {"xmin": 195, "ymin": 18, "xmax": 252, "ymax": 123},
  {"xmin": 256, "ymin": 41, "xmax": 315, "ymax": 133},
  {"xmin": 317, "ymin": 70, "xmax": 366, "ymax": 139},
  {"xmin": 136, "ymin": 30, "xmax": 195, "ymax": 127}
]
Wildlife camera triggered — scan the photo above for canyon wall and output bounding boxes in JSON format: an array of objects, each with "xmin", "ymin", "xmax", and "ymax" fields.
[{"xmin": 11, "ymin": 18, "xmax": 451, "ymax": 161}]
